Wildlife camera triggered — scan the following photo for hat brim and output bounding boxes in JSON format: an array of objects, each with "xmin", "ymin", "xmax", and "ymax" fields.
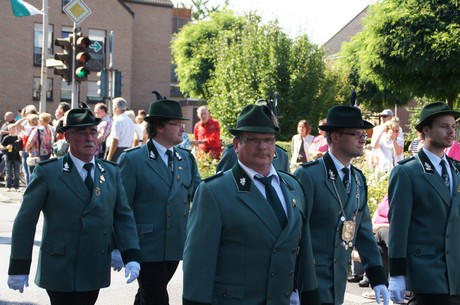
[
  {"xmin": 228, "ymin": 126, "xmax": 280, "ymax": 136},
  {"xmin": 60, "ymin": 120, "xmax": 102, "ymax": 131},
  {"xmin": 415, "ymin": 110, "xmax": 460, "ymax": 132},
  {"xmin": 144, "ymin": 115, "xmax": 190, "ymax": 122},
  {"xmin": 318, "ymin": 120, "xmax": 374, "ymax": 131}
]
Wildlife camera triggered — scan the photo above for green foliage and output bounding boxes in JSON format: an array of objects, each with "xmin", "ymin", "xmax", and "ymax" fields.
[
  {"xmin": 340, "ymin": 0, "xmax": 460, "ymax": 107},
  {"xmin": 172, "ymin": 10, "xmax": 244, "ymax": 98},
  {"xmin": 352, "ymin": 155, "xmax": 389, "ymax": 215},
  {"xmin": 172, "ymin": 10, "xmax": 338, "ymax": 141}
]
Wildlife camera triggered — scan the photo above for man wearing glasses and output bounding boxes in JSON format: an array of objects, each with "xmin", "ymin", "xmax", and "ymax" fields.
[
  {"xmin": 117, "ymin": 98, "xmax": 201, "ymax": 305},
  {"xmin": 183, "ymin": 104, "xmax": 320, "ymax": 305},
  {"xmin": 294, "ymin": 105, "xmax": 389, "ymax": 305}
]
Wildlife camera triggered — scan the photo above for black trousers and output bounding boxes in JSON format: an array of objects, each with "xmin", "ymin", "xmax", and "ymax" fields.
[
  {"xmin": 409, "ymin": 293, "xmax": 453, "ymax": 305},
  {"xmin": 46, "ymin": 289, "xmax": 99, "ymax": 305},
  {"xmin": 133, "ymin": 261, "xmax": 180, "ymax": 305}
]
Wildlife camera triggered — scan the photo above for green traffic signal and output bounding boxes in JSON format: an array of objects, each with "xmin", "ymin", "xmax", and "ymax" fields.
[
  {"xmin": 74, "ymin": 32, "xmax": 92, "ymax": 82},
  {"xmin": 75, "ymin": 67, "xmax": 90, "ymax": 79}
]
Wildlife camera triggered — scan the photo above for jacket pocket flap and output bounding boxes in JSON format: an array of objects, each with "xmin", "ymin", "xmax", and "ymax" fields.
[
  {"xmin": 41, "ymin": 240, "xmax": 65, "ymax": 255},
  {"xmin": 136, "ymin": 224, "xmax": 154, "ymax": 235},
  {"xmin": 407, "ymin": 244, "xmax": 435, "ymax": 256},
  {"xmin": 213, "ymin": 283, "xmax": 245, "ymax": 299}
]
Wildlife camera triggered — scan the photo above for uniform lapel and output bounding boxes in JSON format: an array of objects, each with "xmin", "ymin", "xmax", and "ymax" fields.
[
  {"xmin": 447, "ymin": 158, "xmax": 460, "ymax": 221},
  {"xmin": 322, "ymin": 152, "xmax": 348, "ymax": 203},
  {"xmin": 167, "ymin": 148, "xmax": 185, "ymax": 200},
  {"xmin": 231, "ymin": 164, "xmax": 282, "ymax": 237},
  {"xmin": 145, "ymin": 140, "xmax": 173, "ymax": 187},
  {"xmin": 417, "ymin": 150, "xmax": 451, "ymax": 205},
  {"xmin": 278, "ymin": 174, "xmax": 301, "ymax": 238},
  {"xmin": 59, "ymin": 154, "xmax": 91, "ymax": 205}
]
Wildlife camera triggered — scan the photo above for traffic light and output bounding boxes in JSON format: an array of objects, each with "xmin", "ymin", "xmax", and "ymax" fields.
[
  {"xmin": 97, "ymin": 70, "xmax": 108, "ymax": 98},
  {"xmin": 54, "ymin": 36, "xmax": 73, "ymax": 83},
  {"xmin": 74, "ymin": 33, "xmax": 92, "ymax": 82}
]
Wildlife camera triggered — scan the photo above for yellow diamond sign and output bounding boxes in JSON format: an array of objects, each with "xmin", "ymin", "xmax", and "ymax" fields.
[{"xmin": 63, "ymin": 0, "xmax": 91, "ymax": 25}]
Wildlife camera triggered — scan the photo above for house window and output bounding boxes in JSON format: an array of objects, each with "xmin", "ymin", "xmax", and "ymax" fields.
[
  {"xmin": 60, "ymin": 81, "xmax": 71, "ymax": 101},
  {"xmin": 86, "ymin": 81, "xmax": 104, "ymax": 103},
  {"xmin": 62, "ymin": 0, "xmax": 71, "ymax": 11},
  {"xmin": 33, "ymin": 23, "xmax": 53, "ymax": 66},
  {"xmin": 88, "ymin": 29, "xmax": 106, "ymax": 71},
  {"xmin": 33, "ymin": 77, "xmax": 53, "ymax": 101}
]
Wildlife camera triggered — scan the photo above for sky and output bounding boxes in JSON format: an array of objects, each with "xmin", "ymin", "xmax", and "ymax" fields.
[{"xmin": 175, "ymin": 0, "xmax": 375, "ymax": 44}]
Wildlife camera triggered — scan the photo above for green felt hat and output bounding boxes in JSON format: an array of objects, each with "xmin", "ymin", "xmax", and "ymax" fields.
[
  {"xmin": 415, "ymin": 102, "xmax": 460, "ymax": 132},
  {"xmin": 61, "ymin": 108, "xmax": 101, "ymax": 131},
  {"xmin": 319, "ymin": 105, "xmax": 373, "ymax": 131},
  {"xmin": 143, "ymin": 99, "xmax": 189, "ymax": 122},
  {"xmin": 228, "ymin": 104, "xmax": 280, "ymax": 135}
]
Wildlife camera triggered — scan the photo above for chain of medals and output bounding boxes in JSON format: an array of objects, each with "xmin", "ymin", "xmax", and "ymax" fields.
[{"xmin": 331, "ymin": 173, "xmax": 360, "ymax": 250}]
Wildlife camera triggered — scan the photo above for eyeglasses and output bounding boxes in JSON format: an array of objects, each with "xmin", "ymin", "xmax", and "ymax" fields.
[
  {"xmin": 341, "ymin": 132, "xmax": 368, "ymax": 140},
  {"xmin": 241, "ymin": 137, "xmax": 276, "ymax": 145},
  {"xmin": 166, "ymin": 122, "xmax": 186, "ymax": 128}
]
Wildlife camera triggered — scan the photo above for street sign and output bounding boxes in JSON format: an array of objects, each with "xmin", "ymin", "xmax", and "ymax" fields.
[
  {"xmin": 63, "ymin": 0, "xmax": 91, "ymax": 25},
  {"xmin": 89, "ymin": 41, "xmax": 102, "ymax": 53}
]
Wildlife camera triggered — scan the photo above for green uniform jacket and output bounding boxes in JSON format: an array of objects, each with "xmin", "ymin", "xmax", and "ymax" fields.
[
  {"xmin": 9, "ymin": 155, "xmax": 140, "ymax": 292},
  {"xmin": 388, "ymin": 150, "xmax": 460, "ymax": 295},
  {"xmin": 294, "ymin": 152, "xmax": 386, "ymax": 304},
  {"xmin": 183, "ymin": 163, "xmax": 319, "ymax": 305},
  {"xmin": 216, "ymin": 144, "xmax": 289, "ymax": 173},
  {"xmin": 118, "ymin": 140, "xmax": 201, "ymax": 262}
]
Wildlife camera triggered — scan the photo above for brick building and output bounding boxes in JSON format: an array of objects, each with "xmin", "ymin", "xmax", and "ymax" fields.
[{"xmin": 0, "ymin": 0, "xmax": 191, "ymax": 121}]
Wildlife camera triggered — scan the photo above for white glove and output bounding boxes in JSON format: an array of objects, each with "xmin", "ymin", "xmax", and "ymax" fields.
[
  {"xmin": 124, "ymin": 261, "xmax": 140, "ymax": 284},
  {"xmin": 289, "ymin": 289, "xmax": 300, "ymax": 305},
  {"xmin": 8, "ymin": 275, "xmax": 29, "ymax": 293},
  {"xmin": 111, "ymin": 249, "xmax": 124, "ymax": 272},
  {"xmin": 389, "ymin": 275, "xmax": 406, "ymax": 303},
  {"xmin": 373, "ymin": 284, "xmax": 389, "ymax": 305}
]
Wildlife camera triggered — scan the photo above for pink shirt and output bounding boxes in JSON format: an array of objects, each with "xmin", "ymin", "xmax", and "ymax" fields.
[
  {"xmin": 374, "ymin": 194, "xmax": 389, "ymax": 225},
  {"xmin": 445, "ymin": 141, "xmax": 460, "ymax": 161}
]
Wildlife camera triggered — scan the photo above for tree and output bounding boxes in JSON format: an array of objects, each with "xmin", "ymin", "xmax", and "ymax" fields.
[
  {"xmin": 341, "ymin": 0, "xmax": 460, "ymax": 107},
  {"xmin": 172, "ymin": 10, "xmax": 337, "ymax": 139},
  {"xmin": 187, "ymin": 0, "xmax": 229, "ymax": 20},
  {"xmin": 171, "ymin": 10, "xmax": 243, "ymax": 99}
]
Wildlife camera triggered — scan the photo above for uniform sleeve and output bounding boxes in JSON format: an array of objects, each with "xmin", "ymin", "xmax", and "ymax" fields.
[
  {"xmin": 9, "ymin": 166, "xmax": 48, "ymax": 274},
  {"xmin": 112, "ymin": 165, "xmax": 140, "ymax": 263},
  {"xmin": 388, "ymin": 165, "xmax": 413, "ymax": 276},
  {"xmin": 183, "ymin": 182, "xmax": 222, "ymax": 305}
]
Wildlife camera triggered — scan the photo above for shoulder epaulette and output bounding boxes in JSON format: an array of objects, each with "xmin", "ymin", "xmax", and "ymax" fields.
[
  {"xmin": 301, "ymin": 159, "xmax": 319, "ymax": 167},
  {"xmin": 398, "ymin": 156, "xmax": 415, "ymax": 165},
  {"xmin": 39, "ymin": 157, "xmax": 58, "ymax": 165},
  {"xmin": 176, "ymin": 146, "xmax": 191, "ymax": 152},
  {"xmin": 202, "ymin": 171, "xmax": 224, "ymax": 183},
  {"xmin": 125, "ymin": 146, "xmax": 141, "ymax": 152},
  {"xmin": 275, "ymin": 144, "xmax": 287, "ymax": 152},
  {"xmin": 448, "ymin": 157, "xmax": 460, "ymax": 171},
  {"xmin": 225, "ymin": 144, "xmax": 234, "ymax": 149},
  {"xmin": 99, "ymin": 159, "xmax": 118, "ymax": 166}
]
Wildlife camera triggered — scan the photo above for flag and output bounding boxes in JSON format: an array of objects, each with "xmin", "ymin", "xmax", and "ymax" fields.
[{"xmin": 10, "ymin": 0, "xmax": 43, "ymax": 17}]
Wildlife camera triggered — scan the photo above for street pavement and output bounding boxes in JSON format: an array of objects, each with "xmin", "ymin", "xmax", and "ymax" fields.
[{"xmin": 0, "ymin": 183, "xmax": 391, "ymax": 305}]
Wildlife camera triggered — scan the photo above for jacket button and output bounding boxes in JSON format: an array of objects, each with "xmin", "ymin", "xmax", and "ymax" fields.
[
  {"xmin": 270, "ymin": 272, "xmax": 275, "ymax": 276},
  {"xmin": 289, "ymin": 270, "xmax": 294, "ymax": 275},
  {"xmin": 415, "ymin": 249, "xmax": 421, "ymax": 255},
  {"xmin": 223, "ymin": 293, "xmax": 227, "ymax": 298},
  {"xmin": 273, "ymin": 249, "xmax": 277, "ymax": 253}
]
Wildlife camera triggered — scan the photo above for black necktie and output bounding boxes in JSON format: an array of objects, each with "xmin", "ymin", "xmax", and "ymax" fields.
[
  {"xmin": 440, "ymin": 159, "xmax": 450, "ymax": 190},
  {"xmin": 255, "ymin": 176, "xmax": 287, "ymax": 228},
  {"xmin": 342, "ymin": 167, "xmax": 350, "ymax": 193},
  {"xmin": 83, "ymin": 163, "xmax": 94, "ymax": 194},
  {"xmin": 166, "ymin": 150, "xmax": 174, "ymax": 173}
]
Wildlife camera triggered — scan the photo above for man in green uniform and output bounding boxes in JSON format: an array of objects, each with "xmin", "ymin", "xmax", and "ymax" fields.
[
  {"xmin": 118, "ymin": 98, "xmax": 201, "ymax": 305},
  {"xmin": 294, "ymin": 105, "xmax": 389, "ymax": 305},
  {"xmin": 8, "ymin": 108, "xmax": 140, "ymax": 305},
  {"xmin": 183, "ymin": 104, "xmax": 319, "ymax": 305},
  {"xmin": 388, "ymin": 102, "xmax": 460, "ymax": 305}
]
